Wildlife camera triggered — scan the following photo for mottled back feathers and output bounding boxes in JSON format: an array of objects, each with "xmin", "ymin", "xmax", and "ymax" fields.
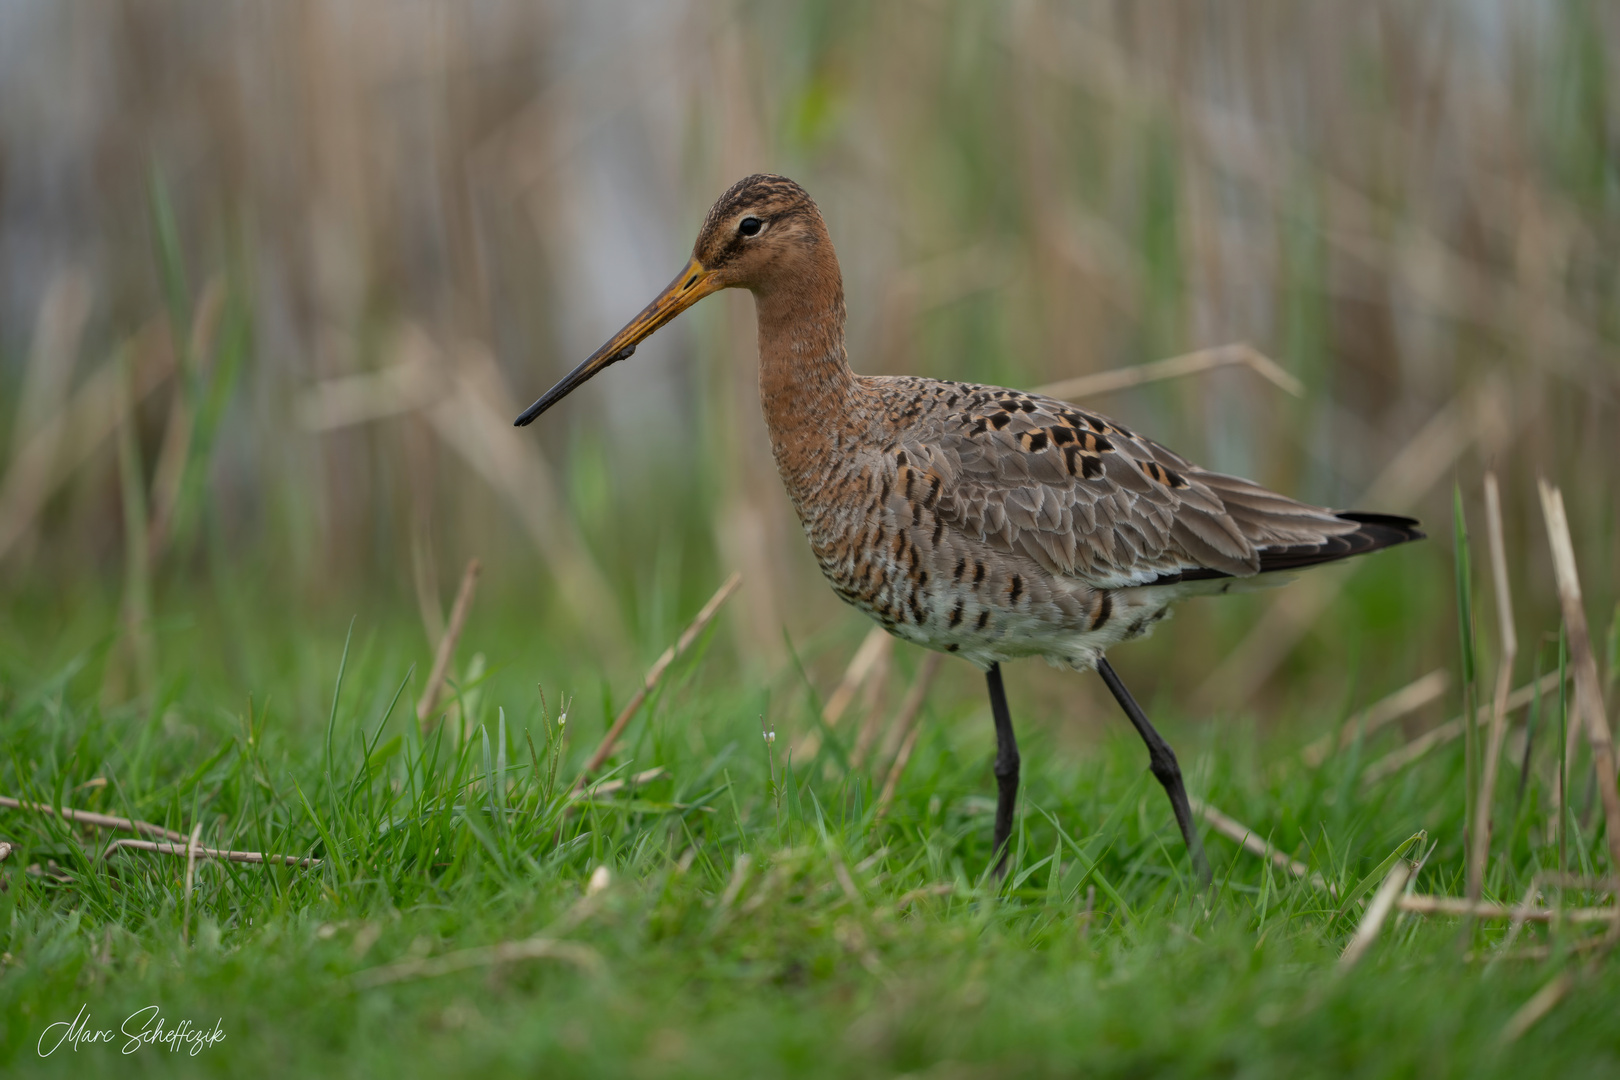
[{"xmin": 861, "ymin": 377, "xmax": 1421, "ymax": 590}]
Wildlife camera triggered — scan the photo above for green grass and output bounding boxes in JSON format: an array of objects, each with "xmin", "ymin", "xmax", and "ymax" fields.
[
  {"xmin": 1, "ymin": 585, "xmax": 1617, "ymax": 1078},
  {"xmin": 5, "ymin": 2, "xmax": 1620, "ymax": 1074}
]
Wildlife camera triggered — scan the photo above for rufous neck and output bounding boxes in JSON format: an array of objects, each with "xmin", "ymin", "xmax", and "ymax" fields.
[{"xmin": 751, "ymin": 250, "xmax": 855, "ymax": 441}]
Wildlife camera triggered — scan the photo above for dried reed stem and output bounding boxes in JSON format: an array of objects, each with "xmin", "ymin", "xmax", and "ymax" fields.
[
  {"xmin": 348, "ymin": 936, "xmax": 602, "ymax": 990},
  {"xmin": 569, "ymin": 767, "xmax": 665, "ymax": 799},
  {"xmin": 849, "ymin": 640, "xmax": 896, "ymax": 770},
  {"xmin": 1189, "ymin": 797, "xmax": 1333, "ymax": 894},
  {"xmin": 578, "ymin": 572, "xmax": 741, "ymax": 782},
  {"xmin": 874, "ymin": 653, "xmax": 944, "ymax": 820},
  {"xmin": 114, "ymin": 349, "xmax": 157, "ymax": 699},
  {"xmin": 1033, "ymin": 341, "xmax": 1304, "ymax": 401},
  {"xmin": 1360, "ymin": 671, "xmax": 1567, "ymax": 786},
  {"xmin": 796, "ymin": 626, "xmax": 892, "ymax": 760},
  {"xmin": 823, "ymin": 627, "xmax": 891, "ymax": 727},
  {"xmin": 10, "ymin": 271, "xmax": 91, "ymax": 457},
  {"xmin": 147, "ymin": 275, "xmax": 225, "ymax": 560},
  {"xmin": 1300, "ymin": 669, "xmax": 1450, "ymax": 767},
  {"xmin": 409, "ymin": 497, "xmax": 445, "ymax": 649},
  {"xmin": 1031, "ymin": 21, "xmax": 1609, "ymax": 387},
  {"xmin": 1537, "ymin": 481, "xmax": 1620, "ymax": 877},
  {"xmin": 0, "ymin": 319, "xmax": 173, "ymax": 564},
  {"xmin": 182, "ymin": 823, "xmax": 202, "ymax": 946},
  {"xmin": 1197, "ymin": 391, "xmax": 1481, "ymax": 708},
  {"xmin": 0, "ymin": 795, "xmax": 189, "ymax": 842},
  {"xmin": 1499, "ymin": 878, "xmax": 1545, "ymax": 956},
  {"xmin": 1481, "ymin": 936, "xmax": 1615, "ymax": 965},
  {"xmin": 1470, "ymin": 473, "xmax": 1517, "ymax": 900},
  {"xmin": 439, "ymin": 337, "xmax": 628, "ymax": 657},
  {"xmin": 102, "ymin": 837, "xmax": 321, "ymax": 868},
  {"xmin": 416, "ymin": 557, "xmax": 481, "ymax": 731},
  {"xmin": 4, "ymin": 270, "xmax": 90, "ymax": 562},
  {"xmin": 300, "ymin": 328, "xmax": 627, "ymax": 657},
  {"xmin": 1339, "ymin": 862, "xmax": 1413, "ymax": 969},
  {"xmin": 1394, "ymin": 894, "xmax": 1616, "ymax": 924},
  {"xmin": 895, "ymin": 883, "xmax": 954, "ymax": 909},
  {"xmin": 711, "ymin": 853, "xmax": 753, "ymax": 929},
  {"xmin": 1499, "ymin": 973, "xmax": 1574, "ymax": 1044}
]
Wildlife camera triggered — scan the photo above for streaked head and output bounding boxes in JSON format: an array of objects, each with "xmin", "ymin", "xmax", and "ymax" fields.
[{"xmin": 514, "ymin": 174, "xmax": 828, "ymax": 426}]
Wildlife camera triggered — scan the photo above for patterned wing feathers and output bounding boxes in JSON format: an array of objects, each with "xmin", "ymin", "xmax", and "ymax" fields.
[{"xmin": 898, "ymin": 381, "xmax": 1420, "ymax": 587}]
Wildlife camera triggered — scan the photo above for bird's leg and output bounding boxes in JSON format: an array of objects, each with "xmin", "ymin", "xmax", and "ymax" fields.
[
  {"xmin": 1095, "ymin": 657, "xmax": 1212, "ymax": 887},
  {"xmin": 985, "ymin": 662, "xmax": 1020, "ymax": 877}
]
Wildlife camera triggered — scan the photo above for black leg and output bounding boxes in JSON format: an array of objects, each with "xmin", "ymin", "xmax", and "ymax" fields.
[
  {"xmin": 985, "ymin": 662, "xmax": 1020, "ymax": 877},
  {"xmin": 1095, "ymin": 657, "xmax": 1212, "ymax": 887}
]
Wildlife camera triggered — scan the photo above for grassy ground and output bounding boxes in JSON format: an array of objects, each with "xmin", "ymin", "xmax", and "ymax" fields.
[
  {"xmin": 4, "ymin": 5, "xmax": 1619, "ymax": 1075},
  {"xmin": 2, "ymin": 578, "xmax": 1617, "ymax": 1079}
]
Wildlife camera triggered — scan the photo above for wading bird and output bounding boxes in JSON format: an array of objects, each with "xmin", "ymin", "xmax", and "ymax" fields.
[{"xmin": 516, "ymin": 175, "xmax": 1421, "ymax": 883}]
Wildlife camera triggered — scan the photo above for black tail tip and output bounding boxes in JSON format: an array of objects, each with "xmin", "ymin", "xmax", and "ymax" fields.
[{"xmin": 1336, "ymin": 511, "xmax": 1425, "ymax": 545}]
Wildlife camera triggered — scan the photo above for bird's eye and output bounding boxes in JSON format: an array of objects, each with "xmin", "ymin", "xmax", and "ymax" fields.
[{"xmin": 738, "ymin": 216, "xmax": 764, "ymax": 237}]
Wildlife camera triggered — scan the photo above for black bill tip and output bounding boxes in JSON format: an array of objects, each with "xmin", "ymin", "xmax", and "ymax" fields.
[{"xmin": 513, "ymin": 344, "xmax": 638, "ymax": 427}]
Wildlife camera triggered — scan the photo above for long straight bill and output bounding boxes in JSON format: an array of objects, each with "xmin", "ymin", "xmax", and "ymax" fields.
[{"xmin": 514, "ymin": 256, "xmax": 723, "ymax": 426}]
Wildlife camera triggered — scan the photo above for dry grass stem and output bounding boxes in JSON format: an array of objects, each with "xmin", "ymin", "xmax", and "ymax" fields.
[
  {"xmin": 1533, "ymin": 873, "xmax": 1617, "ymax": 893},
  {"xmin": 1360, "ymin": 671, "xmax": 1568, "ymax": 786},
  {"xmin": 1537, "ymin": 481, "xmax": 1620, "ymax": 876},
  {"xmin": 0, "ymin": 320, "xmax": 174, "ymax": 564},
  {"xmin": 1198, "ymin": 391, "xmax": 1483, "ymax": 707},
  {"xmin": 299, "ymin": 328, "xmax": 626, "ymax": 655},
  {"xmin": 438, "ymin": 339, "xmax": 628, "ymax": 657},
  {"xmin": 849, "ymin": 642, "xmax": 896, "ymax": 770},
  {"xmin": 10, "ymin": 271, "xmax": 91, "ymax": 458},
  {"xmin": 570, "ymin": 767, "xmax": 666, "ymax": 799},
  {"xmin": 1500, "ymin": 878, "xmax": 1544, "ymax": 956},
  {"xmin": 797, "ymin": 628, "xmax": 892, "ymax": 760},
  {"xmin": 1499, "ymin": 972, "xmax": 1574, "ymax": 1044},
  {"xmin": 181, "ymin": 823, "xmax": 203, "ymax": 946},
  {"xmin": 1395, "ymin": 894, "xmax": 1615, "ymax": 924},
  {"xmin": 409, "ymin": 505, "xmax": 446, "ymax": 650},
  {"xmin": 825, "ymin": 628, "xmax": 892, "ymax": 728},
  {"xmin": 101, "ymin": 838, "xmax": 321, "ymax": 868},
  {"xmin": 114, "ymin": 349, "xmax": 157, "ymax": 698},
  {"xmin": 1477, "ymin": 936, "xmax": 1615, "ymax": 964},
  {"xmin": 1470, "ymin": 473, "xmax": 1517, "ymax": 900},
  {"xmin": 348, "ymin": 936, "xmax": 603, "ymax": 991},
  {"xmin": 578, "ymin": 573, "xmax": 742, "ymax": 782},
  {"xmin": 147, "ymin": 275, "xmax": 225, "ymax": 560},
  {"xmin": 416, "ymin": 557, "xmax": 482, "ymax": 731},
  {"xmin": 715, "ymin": 854, "xmax": 753, "ymax": 918},
  {"xmin": 0, "ymin": 794, "xmax": 189, "ymax": 842},
  {"xmin": 1031, "ymin": 21, "xmax": 1610, "ymax": 389},
  {"xmin": 1339, "ymin": 862, "xmax": 1413, "ymax": 970},
  {"xmin": 874, "ymin": 653, "xmax": 944, "ymax": 820},
  {"xmin": 538, "ymin": 872, "xmax": 615, "ymax": 941},
  {"xmin": 1032, "ymin": 342, "xmax": 1305, "ymax": 401},
  {"xmin": 1300, "ymin": 669, "xmax": 1451, "ymax": 767},
  {"xmin": 1189, "ymin": 797, "xmax": 1333, "ymax": 894},
  {"xmin": 895, "ymin": 883, "xmax": 954, "ymax": 909},
  {"xmin": 5, "ymin": 270, "xmax": 90, "ymax": 562}
]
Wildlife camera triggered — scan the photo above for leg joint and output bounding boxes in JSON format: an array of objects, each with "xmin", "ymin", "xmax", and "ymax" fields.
[{"xmin": 1148, "ymin": 748, "xmax": 1180, "ymax": 785}]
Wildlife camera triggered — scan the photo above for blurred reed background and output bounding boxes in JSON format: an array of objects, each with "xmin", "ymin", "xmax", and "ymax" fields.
[{"xmin": 1, "ymin": 1, "xmax": 1615, "ymax": 737}]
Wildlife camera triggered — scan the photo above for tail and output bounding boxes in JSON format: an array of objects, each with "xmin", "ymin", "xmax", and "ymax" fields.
[
  {"xmin": 1177, "ymin": 512, "xmax": 1424, "ymax": 581},
  {"xmin": 1248, "ymin": 511, "xmax": 1425, "ymax": 574}
]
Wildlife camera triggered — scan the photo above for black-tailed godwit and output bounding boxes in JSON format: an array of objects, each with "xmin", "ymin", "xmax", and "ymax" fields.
[{"xmin": 516, "ymin": 174, "xmax": 1422, "ymax": 883}]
